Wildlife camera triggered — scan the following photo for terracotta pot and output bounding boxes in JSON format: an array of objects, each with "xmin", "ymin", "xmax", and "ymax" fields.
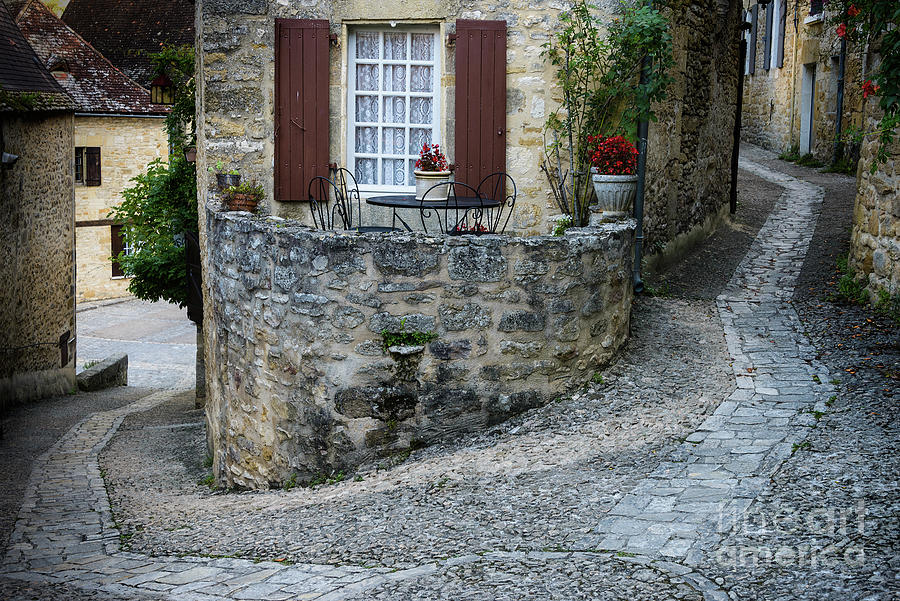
[
  {"xmin": 226, "ymin": 193, "xmax": 259, "ymax": 212},
  {"xmin": 591, "ymin": 170, "xmax": 637, "ymax": 220},
  {"xmin": 414, "ymin": 170, "xmax": 452, "ymax": 201}
]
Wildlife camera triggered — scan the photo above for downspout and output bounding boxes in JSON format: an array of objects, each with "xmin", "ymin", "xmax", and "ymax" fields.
[
  {"xmin": 833, "ymin": 36, "xmax": 847, "ymax": 162},
  {"xmin": 632, "ymin": 1, "xmax": 652, "ymax": 294},
  {"xmin": 731, "ymin": 33, "xmax": 748, "ymax": 215}
]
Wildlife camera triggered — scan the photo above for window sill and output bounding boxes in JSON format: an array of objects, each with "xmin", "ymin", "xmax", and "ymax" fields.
[{"xmin": 804, "ymin": 14, "xmax": 824, "ymax": 25}]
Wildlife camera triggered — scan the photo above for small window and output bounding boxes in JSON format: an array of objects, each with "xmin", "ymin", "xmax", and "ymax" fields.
[
  {"xmin": 74, "ymin": 147, "xmax": 84, "ymax": 183},
  {"xmin": 809, "ymin": 0, "xmax": 823, "ymax": 16},
  {"xmin": 347, "ymin": 27, "xmax": 441, "ymax": 191},
  {"xmin": 110, "ymin": 224, "xmax": 132, "ymax": 278}
]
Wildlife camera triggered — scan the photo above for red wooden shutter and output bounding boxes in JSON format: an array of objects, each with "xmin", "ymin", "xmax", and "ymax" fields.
[
  {"xmin": 274, "ymin": 19, "xmax": 330, "ymax": 202},
  {"xmin": 85, "ymin": 146, "xmax": 101, "ymax": 186},
  {"xmin": 110, "ymin": 224, "xmax": 124, "ymax": 277},
  {"xmin": 455, "ymin": 20, "xmax": 506, "ymax": 196}
]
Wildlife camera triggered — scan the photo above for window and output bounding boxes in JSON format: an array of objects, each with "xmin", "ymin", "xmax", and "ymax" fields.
[
  {"xmin": 74, "ymin": 147, "xmax": 84, "ymax": 183},
  {"xmin": 77, "ymin": 146, "xmax": 101, "ymax": 186},
  {"xmin": 769, "ymin": 0, "xmax": 784, "ymax": 70},
  {"xmin": 110, "ymin": 224, "xmax": 132, "ymax": 278},
  {"xmin": 743, "ymin": 10, "xmax": 753, "ymax": 75},
  {"xmin": 348, "ymin": 28, "xmax": 441, "ymax": 191},
  {"xmin": 809, "ymin": 0, "xmax": 823, "ymax": 16}
]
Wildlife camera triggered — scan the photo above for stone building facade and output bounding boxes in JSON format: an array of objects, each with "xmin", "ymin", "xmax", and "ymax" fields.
[
  {"xmin": 741, "ymin": 0, "xmax": 862, "ymax": 161},
  {"xmin": 196, "ymin": 0, "xmax": 741, "ymax": 246},
  {"xmin": 15, "ymin": 0, "xmax": 170, "ymax": 303},
  {"xmin": 72, "ymin": 115, "xmax": 168, "ymax": 300},
  {"xmin": 195, "ymin": 0, "xmax": 744, "ymax": 487},
  {"xmin": 1, "ymin": 0, "xmax": 77, "ymax": 406}
]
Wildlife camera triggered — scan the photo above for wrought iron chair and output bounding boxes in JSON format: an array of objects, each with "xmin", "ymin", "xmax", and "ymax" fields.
[
  {"xmin": 476, "ymin": 172, "xmax": 517, "ymax": 234},
  {"xmin": 418, "ymin": 181, "xmax": 490, "ymax": 236},
  {"xmin": 330, "ymin": 166, "xmax": 397, "ymax": 233},
  {"xmin": 307, "ymin": 175, "xmax": 347, "ymax": 230}
]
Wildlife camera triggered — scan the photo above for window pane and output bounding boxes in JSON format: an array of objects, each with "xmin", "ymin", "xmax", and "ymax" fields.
[
  {"xmin": 409, "ymin": 97, "xmax": 433, "ymax": 124},
  {"xmin": 382, "ymin": 65, "xmax": 406, "ymax": 92},
  {"xmin": 382, "ymin": 128, "xmax": 406, "ymax": 155},
  {"xmin": 356, "ymin": 96, "xmax": 378, "ymax": 122},
  {"xmin": 383, "ymin": 33, "xmax": 407, "ymax": 60},
  {"xmin": 356, "ymin": 32, "xmax": 379, "ymax": 59},
  {"xmin": 410, "ymin": 66, "xmax": 432, "ymax": 92},
  {"xmin": 411, "ymin": 33, "xmax": 433, "ymax": 61},
  {"xmin": 355, "ymin": 158, "xmax": 377, "ymax": 185},
  {"xmin": 382, "ymin": 159, "xmax": 406, "ymax": 186},
  {"xmin": 355, "ymin": 127, "xmax": 377, "ymax": 153},
  {"xmin": 409, "ymin": 128, "xmax": 432, "ymax": 155},
  {"xmin": 356, "ymin": 64, "xmax": 379, "ymax": 91},
  {"xmin": 383, "ymin": 97, "xmax": 406, "ymax": 124}
]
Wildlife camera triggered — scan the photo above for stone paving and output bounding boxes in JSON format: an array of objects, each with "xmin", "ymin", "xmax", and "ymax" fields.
[
  {"xmin": 1, "ymin": 155, "xmax": 839, "ymax": 600},
  {"xmin": 76, "ymin": 298, "xmax": 197, "ymax": 389}
]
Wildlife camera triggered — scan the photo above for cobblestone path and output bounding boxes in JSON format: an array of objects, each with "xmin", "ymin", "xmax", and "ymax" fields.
[{"xmin": 0, "ymin": 155, "xmax": 835, "ymax": 600}]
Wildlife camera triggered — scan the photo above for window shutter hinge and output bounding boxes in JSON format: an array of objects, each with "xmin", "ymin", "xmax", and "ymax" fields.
[
  {"xmin": 329, "ymin": 33, "xmax": 339, "ymax": 47},
  {"xmin": 447, "ymin": 33, "xmax": 457, "ymax": 47}
]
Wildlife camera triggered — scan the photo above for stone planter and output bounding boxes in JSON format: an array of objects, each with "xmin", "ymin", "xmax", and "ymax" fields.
[
  {"xmin": 591, "ymin": 171, "xmax": 637, "ymax": 220},
  {"xmin": 225, "ymin": 193, "xmax": 259, "ymax": 212},
  {"xmin": 216, "ymin": 173, "xmax": 241, "ymax": 189},
  {"xmin": 414, "ymin": 170, "xmax": 452, "ymax": 201}
]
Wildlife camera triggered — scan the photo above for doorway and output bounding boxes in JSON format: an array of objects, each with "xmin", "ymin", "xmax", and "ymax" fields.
[{"xmin": 800, "ymin": 63, "xmax": 816, "ymax": 154}]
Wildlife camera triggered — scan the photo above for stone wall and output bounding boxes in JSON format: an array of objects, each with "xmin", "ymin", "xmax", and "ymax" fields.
[
  {"xmin": 643, "ymin": 0, "xmax": 742, "ymax": 255},
  {"xmin": 849, "ymin": 102, "xmax": 899, "ymax": 297},
  {"xmin": 74, "ymin": 115, "xmax": 168, "ymax": 301},
  {"xmin": 0, "ymin": 112, "xmax": 76, "ymax": 406},
  {"xmin": 195, "ymin": 0, "xmax": 740, "ymax": 245},
  {"xmin": 741, "ymin": 7, "xmax": 863, "ymax": 161},
  {"xmin": 205, "ymin": 209, "xmax": 634, "ymax": 489}
]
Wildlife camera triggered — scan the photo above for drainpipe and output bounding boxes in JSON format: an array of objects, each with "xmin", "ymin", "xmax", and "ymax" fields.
[
  {"xmin": 833, "ymin": 36, "xmax": 847, "ymax": 162},
  {"xmin": 632, "ymin": 2, "xmax": 652, "ymax": 294},
  {"xmin": 731, "ymin": 35, "xmax": 748, "ymax": 215}
]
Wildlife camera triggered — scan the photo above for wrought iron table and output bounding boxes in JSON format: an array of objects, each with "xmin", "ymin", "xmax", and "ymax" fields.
[{"xmin": 365, "ymin": 194, "xmax": 501, "ymax": 233}]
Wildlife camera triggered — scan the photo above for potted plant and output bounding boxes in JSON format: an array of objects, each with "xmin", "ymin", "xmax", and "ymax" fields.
[
  {"xmin": 209, "ymin": 161, "xmax": 241, "ymax": 189},
  {"xmin": 589, "ymin": 135, "xmax": 639, "ymax": 220},
  {"xmin": 224, "ymin": 181, "xmax": 264, "ymax": 212},
  {"xmin": 414, "ymin": 143, "xmax": 452, "ymax": 201}
]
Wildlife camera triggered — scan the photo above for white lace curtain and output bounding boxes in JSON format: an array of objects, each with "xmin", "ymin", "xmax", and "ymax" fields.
[{"xmin": 352, "ymin": 31, "xmax": 437, "ymax": 187}]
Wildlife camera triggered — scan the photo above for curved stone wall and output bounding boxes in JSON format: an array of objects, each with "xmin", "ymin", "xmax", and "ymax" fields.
[{"xmin": 205, "ymin": 209, "xmax": 634, "ymax": 489}]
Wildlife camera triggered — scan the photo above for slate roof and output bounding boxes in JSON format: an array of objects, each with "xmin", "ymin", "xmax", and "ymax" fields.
[
  {"xmin": 0, "ymin": 0, "xmax": 73, "ymax": 112},
  {"xmin": 15, "ymin": 0, "xmax": 167, "ymax": 115},
  {"xmin": 62, "ymin": 0, "xmax": 194, "ymax": 87}
]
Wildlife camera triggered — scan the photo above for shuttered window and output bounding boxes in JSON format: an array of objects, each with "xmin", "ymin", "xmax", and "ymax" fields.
[
  {"xmin": 454, "ymin": 20, "xmax": 506, "ymax": 197},
  {"xmin": 749, "ymin": 5, "xmax": 758, "ymax": 75},
  {"xmin": 85, "ymin": 146, "xmax": 101, "ymax": 186},
  {"xmin": 347, "ymin": 28, "xmax": 441, "ymax": 190},
  {"xmin": 274, "ymin": 19, "xmax": 330, "ymax": 202}
]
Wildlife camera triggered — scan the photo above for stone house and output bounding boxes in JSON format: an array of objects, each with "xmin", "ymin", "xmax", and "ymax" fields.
[
  {"xmin": 740, "ymin": 0, "xmax": 862, "ymax": 161},
  {"xmin": 13, "ymin": 0, "xmax": 172, "ymax": 302},
  {"xmin": 195, "ymin": 0, "xmax": 744, "ymax": 488},
  {"xmin": 0, "ymin": 1, "xmax": 77, "ymax": 406}
]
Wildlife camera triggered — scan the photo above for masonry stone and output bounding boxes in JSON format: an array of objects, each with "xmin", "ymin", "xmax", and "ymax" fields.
[{"xmin": 204, "ymin": 210, "xmax": 634, "ymax": 488}]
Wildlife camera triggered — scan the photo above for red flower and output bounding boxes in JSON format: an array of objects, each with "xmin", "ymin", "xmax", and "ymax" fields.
[
  {"xmin": 836, "ymin": 23, "xmax": 847, "ymax": 38},
  {"xmin": 415, "ymin": 143, "xmax": 449, "ymax": 172},
  {"xmin": 862, "ymin": 79, "xmax": 880, "ymax": 99},
  {"xmin": 588, "ymin": 135, "xmax": 638, "ymax": 175},
  {"xmin": 847, "ymin": 4, "xmax": 859, "ymax": 17}
]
